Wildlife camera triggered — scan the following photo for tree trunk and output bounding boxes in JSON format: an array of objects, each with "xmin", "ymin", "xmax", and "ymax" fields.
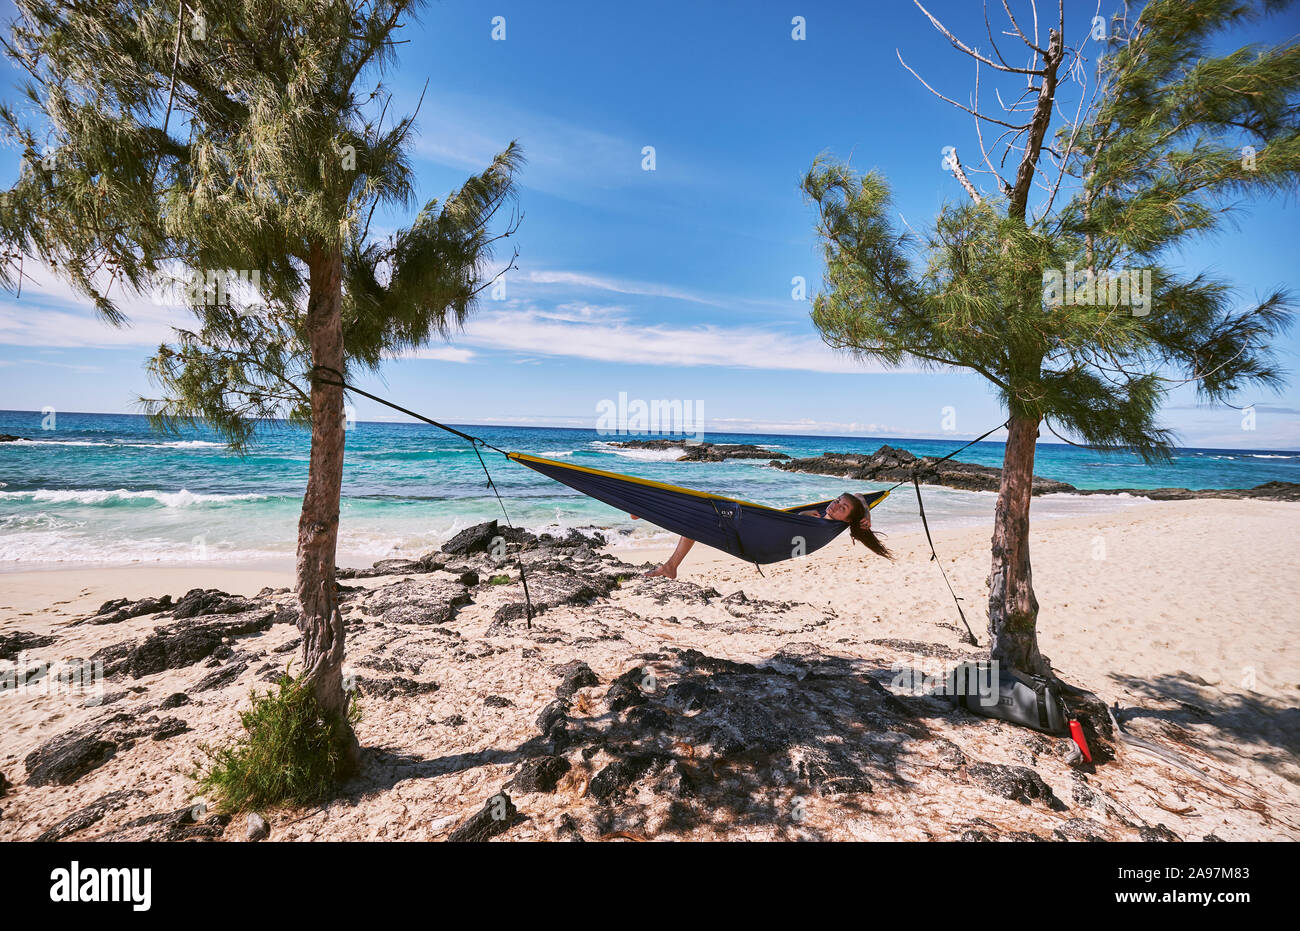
[
  {"xmin": 987, "ymin": 411, "xmax": 1047, "ymax": 676},
  {"xmin": 296, "ymin": 245, "xmax": 360, "ymax": 774}
]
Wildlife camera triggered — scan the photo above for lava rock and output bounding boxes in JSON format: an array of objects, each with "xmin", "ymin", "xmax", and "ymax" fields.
[
  {"xmin": 107, "ymin": 611, "xmax": 275, "ymax": 678},
  {"xmin": 25, "ymin": 734, "xmax": 118, "ymax": 787},
  {"xmin": 663, "ymin": 680, "xmax": 719, "ymax": 713},
  {"xmin": 488, "ymin": 602, "xmax": 538, "ymax": 632},
  {"xmin": 171, "ymin": 588, "xmax": 256, "ymax": 619},
  {"xmin": 656, "ymin": 759, "xmax": 697, "ymax": 798},
  {"xmin": 35, "ymin": 789, "xmax": 147, "ymax": 841},
  {"xmin": 554, "ymin": 661, "xmax": 599, "ymax": 698},
  {"xmin": 509, "ymin": 756, "xmax": 572, "ymax": 794},
  {"xmin": 446, "ymin": 791, "xmax": 524, "ymax": 842},
  {"xmin": 555, "ymin": 813, "xmax": 585, "ymax": 842},
  {"xmin": 99, "ymin": 804, "xmax": 230, "ymax": 842},
  {"xmin": 151, "ymin": 717, "xmax": 190, "ymax": 740},
  {"xmin": 0, "ymin": 631, "xmax": 57, "ymax": 661},
  {"xmin": 798, "ymin": 751, "xmax": 874, "ymax": 796},
  {"xmin": 1053, "ymin": 818, "xmax": 1109, "ymax": 842},
  {"xmin": 191, "ymin": 662, "xmax": 247, "ymax": 692},
  {"xmin": 606, "ymin": 439, "xmax": 790, "ymax": 462},
  {"xmin": 441, "ymin": 520, "xmax": 501, "ymax": 556},
  {"xmin": 625, "ymin": 704, "xmax": 672, "ymax": 731},
  {"xmin": 931, "ymin": 738, "xmax": 968, "ymax": 769},
  {"xmin": 588, "ymin": 752, "xmax": 670, "ymax": 801},
  {"xmin": 360, "ymin": 579, "xmax": 473, "ymax": 626},
  {"xmin": 86, "ymin": 595, "xmax": 173, "ymax": 625},
  {"xmin": 355, "ymin": 675, "xmax": 439, "ymax": 699},
  {"xmin": 774, "ymin": 444, "xmax": 1075, "ymax": 495},
  {"xmin": 606, "ymin": 667, "xmax": 648, "ymax": 712},
  {"xmin": 1139, "ymin": 823, "xmax": 1182, "ymax": 842},
  {"xmin": 967, "ymin": 762, "xmax": 1064, "ymax": 809},
  {"xmin": 127, "ymin": 629, "xmax": 223, "ymax": 677}
]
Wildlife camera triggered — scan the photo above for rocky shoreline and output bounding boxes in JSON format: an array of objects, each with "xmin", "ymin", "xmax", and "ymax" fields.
[
  {"xmin": 604, "ymin": 439, "xmax": 790, "ymax": 461},
  {"xmin": 772, "ymin": 444, "xmax": 1300, "ymax": 500},
  {"xmin": 4, "ymin": 518, "xmax": 1293, "ymax": 842}
]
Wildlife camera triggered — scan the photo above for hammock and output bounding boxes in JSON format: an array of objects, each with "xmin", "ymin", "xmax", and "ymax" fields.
[
  {"xmin": 312, "ymin": 369, "xmax": 1001, "ymax": 640},
  {"xmin": 508, "ymin": 452, "xmax": 888, "ymax": 565}
]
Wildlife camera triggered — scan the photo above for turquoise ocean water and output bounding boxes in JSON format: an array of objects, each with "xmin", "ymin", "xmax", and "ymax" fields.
[{"xmin": 1, "ymin": 409, "xmax": 1296, "ymax": 569}]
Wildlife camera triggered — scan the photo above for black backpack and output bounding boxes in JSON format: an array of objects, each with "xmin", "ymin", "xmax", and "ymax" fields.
[{"xmin": 945, "ymin": 661, "xmax": 1069, "ymax": 736}]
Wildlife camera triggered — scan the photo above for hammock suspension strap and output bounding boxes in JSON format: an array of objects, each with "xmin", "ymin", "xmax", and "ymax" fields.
[{"xmin": 312, "ymin": 367, "xmax": 534, "ymax": 626}]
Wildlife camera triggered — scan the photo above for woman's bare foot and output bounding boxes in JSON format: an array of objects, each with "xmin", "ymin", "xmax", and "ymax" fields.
[{"xmin": 644, "ymin": 563, "xmax": 677, "ymax": 579}]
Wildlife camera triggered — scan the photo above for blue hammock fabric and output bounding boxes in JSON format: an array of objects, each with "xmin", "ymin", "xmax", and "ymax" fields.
[{"xmin": 507, "ymin": 452, "xmax": 889, "ymax": 565}]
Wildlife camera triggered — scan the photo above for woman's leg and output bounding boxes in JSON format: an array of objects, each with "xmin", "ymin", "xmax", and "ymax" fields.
[{"xmin": 646, "ymin": 536, "xmax": 695, "ymax": 579}]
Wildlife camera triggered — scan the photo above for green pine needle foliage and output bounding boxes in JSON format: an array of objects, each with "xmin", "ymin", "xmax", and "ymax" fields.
[
  {"xmin": 195, "ymin": 673, "xmax": 361, "ymax": 812},
  {"xmin": 0, "ymin": 1, "xmax": 522, "ymax": 452},
  {"xmin": 804, "ymin": 0, "xmax": 1299, "ymax": 462}
]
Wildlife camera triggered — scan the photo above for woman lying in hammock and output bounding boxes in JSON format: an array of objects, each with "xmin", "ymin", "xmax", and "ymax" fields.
[{"xmin": 638, "ymin": 492, "xmax": 892, "ymax": 579}]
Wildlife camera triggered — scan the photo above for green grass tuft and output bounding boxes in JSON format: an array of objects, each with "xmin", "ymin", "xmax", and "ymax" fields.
[
  {"xmin": 487, "ymin": 573, "xmax": 512, "ymax": 585},
  {"xmin": 195, "ymin": 673, "xmax": 359, "ymax": 813}
]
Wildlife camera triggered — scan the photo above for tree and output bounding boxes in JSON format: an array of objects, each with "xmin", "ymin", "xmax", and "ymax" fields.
[
  {"xmin": 804, "ymin": 0, "xmax": 1297, "ymax": 676},
  {"xmin": 0, "ymin": 0, "xmax": 522, "ymax": 771}
]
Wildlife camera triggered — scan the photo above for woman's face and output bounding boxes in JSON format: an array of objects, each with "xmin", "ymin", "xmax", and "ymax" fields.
[{"xmin": 825, "ymin": 494, "xmax": 855, "ymax": 522}]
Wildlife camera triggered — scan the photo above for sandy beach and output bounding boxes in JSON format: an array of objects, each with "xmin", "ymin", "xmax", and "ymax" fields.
[{"xmin": 2, "ymin": 496, "xmax": 1297, "ymax": 841}]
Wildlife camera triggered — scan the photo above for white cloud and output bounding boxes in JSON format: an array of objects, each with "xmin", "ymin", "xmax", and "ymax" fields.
[
  {"xmin": 409, "ymin": 93, "xmax": 686, "ymax": 201},
  {"xmin": 0, "ymin": 263, "xmax": 182, "ymax": 348},
  {"xmin": 0, "ymin": 260, "xmax": 919, "ymax": 377},
  {"xmin": 402, "ymin": 345, "xmax": 475, "ymax": 363},
  {"xmin": 451, "ymin": 305, "xmax": 909, "ymax": 374},
  {"xmin": 519, "ymin": 269, "xmax": 743, "ymax": 309}
]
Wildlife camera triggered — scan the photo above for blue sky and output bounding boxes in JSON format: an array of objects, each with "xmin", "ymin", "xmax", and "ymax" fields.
[{"xmin": 2, "ymin": 0, "xmax": 1298, "ymax": 448}]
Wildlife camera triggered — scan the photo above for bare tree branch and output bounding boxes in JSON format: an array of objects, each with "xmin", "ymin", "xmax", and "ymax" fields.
[
  {"xmin": 946, "ymin": 148, "xmax": 983, "ymax": 204},
  {"xmin": 1008, "ymin": 27, "xmax": 1065, "ymax": 220},
  {"xmin": 914, "ymin": 0, "xmax": 1046, "ymax": 74},
  {"xmin": 898, "ymin": 50, "xmax": 1031, "ymax": 130},
  {"xmin": 1002, "ymin": 0, "xmax": 1047, "ymax": 54}
]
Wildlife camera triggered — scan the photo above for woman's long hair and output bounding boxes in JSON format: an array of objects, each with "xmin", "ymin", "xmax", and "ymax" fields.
[{"xmin": 843, "ymin": 494, "xmax": 893, "ymax": 559}]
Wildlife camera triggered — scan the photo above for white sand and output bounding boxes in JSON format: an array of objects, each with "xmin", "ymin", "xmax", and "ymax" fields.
[{"xmin": 1, "ymin": 497, "xmax": 1297, "ymax": 841}]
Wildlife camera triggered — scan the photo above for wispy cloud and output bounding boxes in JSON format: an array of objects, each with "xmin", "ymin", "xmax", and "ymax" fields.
[
  {"xmin": 410, "ymin": 94, "xmax": 679, "ymax": 200},
  {"xmin": 451, "ymin": 304, "xmax": 911, "ymax": 374},
  {"xmin": 12, "ymin": 357, "xmax": 104, "ymax": 374},
  {"xmin": 403, "ymin": 345, "xmax": 476, "ymax": 363},
  {"xmin": 1168, "ymin": 402, "xmax": 1300, "ymax": 415},
  {"xmin": 0, "ymin": 263, "xmax": 181, "ymax": 348},
  {"xmin": 0, "ymin": 260, "xmax": 914, "ymax": 376},
  {"xmin": 519, "ymin": 269, "xmax": 743, "ymax": 309}
]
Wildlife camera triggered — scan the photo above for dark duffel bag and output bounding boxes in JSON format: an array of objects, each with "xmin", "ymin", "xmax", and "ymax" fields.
[{"xmin": 945, "ymin": 661, "xmax": 1069, "ymax": 735}]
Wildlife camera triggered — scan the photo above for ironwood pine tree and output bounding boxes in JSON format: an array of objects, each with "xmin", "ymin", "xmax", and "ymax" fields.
[
  {"xmin": 0, "ymin": 0, "xmax": 522, "ymax": 770},
  {"xmin": 804, "ymin": 0, "xmax": 1298, "ymax": 676}
]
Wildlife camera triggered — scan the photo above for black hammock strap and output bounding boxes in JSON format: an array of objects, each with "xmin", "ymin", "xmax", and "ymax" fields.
[
  {"xmin": 913, "ymin": 476, "xmax": 978, "ymax": 646},
  {"xmin": 311, "ymin": 366, "xmax": 534, "ymax": 626},
  {"xmin": 885, "ymin": 418, "xmax": 1010, "ymax": 648},
  {"xmin": 883, "ymin": 419, "xmax": 1010, "ymax": 493}
]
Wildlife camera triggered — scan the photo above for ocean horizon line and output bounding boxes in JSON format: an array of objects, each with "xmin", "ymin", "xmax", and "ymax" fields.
[{"xmin": 2, "ymin": 408, "xmax": 1297, "ymax": 454}]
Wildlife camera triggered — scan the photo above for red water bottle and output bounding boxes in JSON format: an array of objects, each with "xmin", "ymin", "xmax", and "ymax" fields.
[{"xmin": 1069, "ymin": 719, "xmax": 1092, "ymax": 762}]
